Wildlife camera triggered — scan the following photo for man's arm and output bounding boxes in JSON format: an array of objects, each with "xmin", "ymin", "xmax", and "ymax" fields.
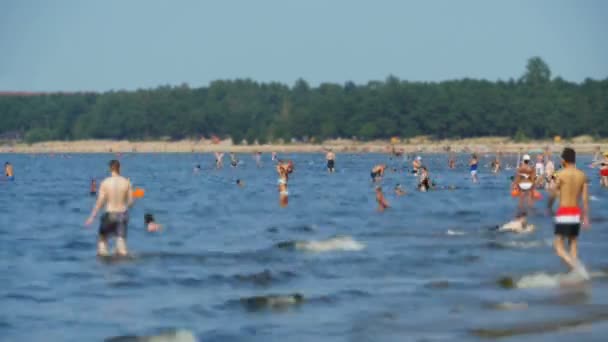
[
  {"xmin": 127, "ymin": 179, "xmax": 135, "ymax": 208},
  {"xmin": 85, "ymin": 184, "xmax": 106, "ymax": 226},
  {"xmin": 582, "ymin": 175, "xmax": 590, "ymax": 228}
]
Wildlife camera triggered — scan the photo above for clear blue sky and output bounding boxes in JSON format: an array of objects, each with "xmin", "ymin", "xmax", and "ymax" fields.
[{"xmin": 1, "ymin": 0, "xmax": 607, "ymax": 91}]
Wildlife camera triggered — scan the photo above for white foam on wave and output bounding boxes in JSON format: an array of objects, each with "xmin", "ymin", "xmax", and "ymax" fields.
[
  {"xmin": 446, "ymin": 229, "xmax": 466, "ymax": 236},
  {"xmin": 295, "ymin": 236, "xmax": 365, "ymax": 253},
  {"xmin": 107, "ymin": 329, "xmax": 197, "ymax": 342},
  {"xmin": 145, "ymin": 330, "xmax": 197, "ymax": 342},
  {"xmin": 516, "ymin": 268, "xmax": 605, "ymax": 289}
]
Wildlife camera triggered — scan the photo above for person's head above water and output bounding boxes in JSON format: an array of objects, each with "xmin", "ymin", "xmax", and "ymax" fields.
[
  {"xmin": 561, "ymin": 147, "xmax": 576, "ymax": 165},
  {"xmin": 109, "ymin": 159, "xmax": 120, "ymax": 173}
]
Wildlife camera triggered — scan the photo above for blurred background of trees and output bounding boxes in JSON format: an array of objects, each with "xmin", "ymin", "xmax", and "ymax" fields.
[{"xmin": 1, "ymin": 57, "xmax": 606, "ymax": 144}]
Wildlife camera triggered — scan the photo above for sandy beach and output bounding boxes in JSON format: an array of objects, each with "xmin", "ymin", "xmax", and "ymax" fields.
[{"xmin": 2, "ymin": 136, "xmax": 607, "ymax": 154}]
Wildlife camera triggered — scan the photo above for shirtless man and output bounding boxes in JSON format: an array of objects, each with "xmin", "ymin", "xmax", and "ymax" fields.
[
  {"xmin": 370, "ymin": 164, "xmax": 387, "ymax": 182},
  {"xmin": 547, "ymin": 148, "xmax": 590, "ymax": 276},
  {"xmin": 85, "ymin": 160, "xmax": 134, "ymax": 256},
  {"xmin": 276, "ymin": 161, "xmax": 292, "ymax": 207},
  {"xmin": 215, "ymin": 152, "xmax": 225, "ymax": 169},
  {"xmin": 513, "ymin": 154, "xmax": 536, "ymax": 211},
  {"xmin": 5, "ymin": 162, "xmax": 14, "ymax": 180},
  {"xmin": 375, "ymin": 186, "xmax": 389, "ymax": 211},
  {"xmin": 325, "ymin": 149, "xmax": 336, "ymax": 173}
]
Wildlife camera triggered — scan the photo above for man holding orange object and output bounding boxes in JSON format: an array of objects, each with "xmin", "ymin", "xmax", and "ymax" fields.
[{"xmin": 85, "ymin": 159, "xmax": 134, "ymax": 256}]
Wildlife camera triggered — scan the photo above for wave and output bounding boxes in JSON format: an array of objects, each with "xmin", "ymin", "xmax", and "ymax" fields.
[
  {"xmin": 277, "ymin": 236, "xmax": 365, "ymax": 253},
  {"xmin": 105, "ymin": 329, "xmax": 197, "ymax": 342},
  {"xmin": 498, "ymin": 270, "xmax": 607, "ymax": 289},
  {"xmin": 446, "ymin": 229, "xmax": 466, "ymax": 236}
]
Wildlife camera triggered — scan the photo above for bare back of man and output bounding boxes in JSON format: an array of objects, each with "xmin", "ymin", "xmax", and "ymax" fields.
[
  {"xmin": 548, "ymin": 148, "xmax": 589, "ymax": 276},
  {"xmin": 85, "ymin": 160, "xmax": 133, "ymax": 256}
]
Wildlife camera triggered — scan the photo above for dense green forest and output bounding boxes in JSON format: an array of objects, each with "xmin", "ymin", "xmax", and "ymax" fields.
[{"xmin": 1, "ymin": 57, "xmax": 607, "ymax": 144}]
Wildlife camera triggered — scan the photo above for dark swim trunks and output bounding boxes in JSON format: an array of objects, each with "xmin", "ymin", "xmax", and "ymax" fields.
[
  {"xmin": 99, "ymin": 212, "xmax": 129, "ymax": 239},
  {"xmin": 554, "ymin": 207, "xmax": 581, "ymax": 238},
  {"xmin": 370, "ymin": 172, "xmax": 377, "ymax": 180},
  {"xmin": 327, "ymin": 160, "xmax": 335, "ymax": 169}
]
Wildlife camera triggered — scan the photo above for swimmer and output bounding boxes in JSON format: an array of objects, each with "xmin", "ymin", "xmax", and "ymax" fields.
[
  {"xmin": 236, "ymin": 179, "xmax": 245, "ymax": 187},
  {"xmin": 85, "ymin": 160, "xmax": 135, "ymax": 256},
  {"xmin": 418, "ymin": 166, "xmax": 431, "ymax": 192},
  {"xmin": 144, "ymin": 213, "xmax": 162, "ymax": 232},
  {"xmin": 395, "ymin": 184, "xmax": 406, "ymax": 196},
  {"xmin": 469, "ymin": 154, "xmax": 479, "ymax": 183},
  {"xmin": 230, "ymin": 152, "xmax": 238, "ymax": 168},
  {"xmin": 5, "ymin": 162, "xmax": 14, "ymax": 180},
  {"xmin": 370, "ymin": 164, "xmax": 387, "ymax": 182},
  {"xmin": 591, "ymin": 152, "xmax": 608, "ymax": 188},
  {"xmin": 214, "ymin": 152, "xmax": 224, "ymax": 169},
  {"xmin": 492, "ymin": 153, "xmax": 501, "ymax": 173},
  {"xmin": 448, "ymin": 151, "xmax": 456, "ymax": 169},
  {"xmin": 325, "ymin": 149, "xmax": 336, "ymax": 173},
  {"xmin": 194, "ymin": 164, "xmax": 201, "ymax": 173},
  {"xmin": 276, "ymin": 160, "xmax": 292, "ymax": 207},
  {"xmin": 544, "ymin": 157, "xmax": 555, "ymax": 190},
  {"xmin": 547, "ymin": 148, "xmax": 590, "ymax": 276},
  {"xmin": 375, "ymin": 186, "xmax": 389, "ymax": 211},
  {"xmin": 90, "ymin": 179, "xmax": 97, "ymax": 196},
  {"xmin": 592, "ymin": 145, "xmax": 602, "ymax": 163},
  {"xmin": 535, "ymin": 154, "xmax": 545, "ymax": 188},
  {"xmin": 513, "ymin": 154, "xmax": 536, "ymax": 211},
  {"xmin": 412, "ymin": 156, "xmax": 422, "ymax": 175},
  {"xmin": 254, "ymin": 152, "xmax": 262, "ymax": 168},
  {"xmin": 272, "ymin": 152, "xmax": 277, "ymax": 161},
  {"xmin": 495, "ymin": 212, "xmax": 535, "ymax": 234}
]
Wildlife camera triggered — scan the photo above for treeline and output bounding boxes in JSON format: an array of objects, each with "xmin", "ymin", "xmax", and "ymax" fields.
[{"xmin": 1, "ymin": 57, "xmax": 607, "ymax": 144}]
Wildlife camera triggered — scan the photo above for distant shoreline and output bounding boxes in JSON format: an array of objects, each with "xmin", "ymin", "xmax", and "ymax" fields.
[{"xmin": 1, "ymin": 137, "xmax": 607, "ymax": 154}]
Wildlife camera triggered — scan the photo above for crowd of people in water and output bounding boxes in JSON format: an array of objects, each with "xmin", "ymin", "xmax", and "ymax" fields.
[{"xmin": 3, "ymin": 145, "xmax": 607, "ymax": 279}]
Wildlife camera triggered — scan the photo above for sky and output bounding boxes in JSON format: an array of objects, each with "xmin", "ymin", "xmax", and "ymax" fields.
[{"xmin": 1, "ymin": 0, "xmax": 607, "ymax": 92}]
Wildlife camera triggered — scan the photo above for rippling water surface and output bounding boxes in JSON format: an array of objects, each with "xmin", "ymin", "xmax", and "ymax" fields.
[{"xmin": 1, "ymin": 152, "xmax": 607, "ymax": 341}]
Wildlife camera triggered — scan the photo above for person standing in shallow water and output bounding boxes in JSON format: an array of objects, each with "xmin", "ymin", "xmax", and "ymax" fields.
[
  {"xmin": 90, "ymin": 179, "xmax": 97, "ymax": 196},
  {"xmin": 277, "ymin": 160, "xmax": 293, "ymax": 207},
  {"xmin": 85, "ymin": 160, "xmax": 134, "ymax": 256},
  {"xmin": 469, "ymin": 154, "xmax": 479, "ymax": 183},
  {"xmin": 547, "ymin": 148, "xmax": 590, "ymax": 278},
  {"xmin": 325, "ymin": 149, "xmax": 336, "ymax": 173}
]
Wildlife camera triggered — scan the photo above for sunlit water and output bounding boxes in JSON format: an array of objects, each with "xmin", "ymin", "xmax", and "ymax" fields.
[{"xmin": 1, "ymin": 152, "xmax": 607, "ymax": 342}]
